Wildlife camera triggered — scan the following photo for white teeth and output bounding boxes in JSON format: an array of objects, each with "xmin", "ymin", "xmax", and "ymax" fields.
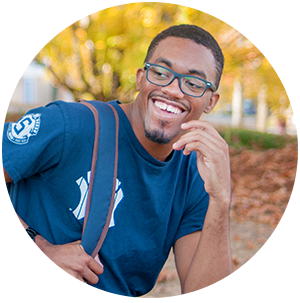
[{"xmin": 154, "ymin": 101, "xmax": 182, "ymax": 114}]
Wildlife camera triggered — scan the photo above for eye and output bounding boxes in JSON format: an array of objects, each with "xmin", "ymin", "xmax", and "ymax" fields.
[
  {"xmin": 183, "ymin": 77, "xmax": 205, "ymax": 91},
  {"xmin": 151, "ymin": 66, "xmax": 170, "ymax": 80}
]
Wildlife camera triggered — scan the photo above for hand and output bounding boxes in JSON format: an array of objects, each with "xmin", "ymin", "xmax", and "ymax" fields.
[
  {"xmin": 173, "ymin": 120, "xmax": 231, "ymax": 205},
  {"xmin": 36, "ymin": 237, "xmax": 104, "ymax": 284}
]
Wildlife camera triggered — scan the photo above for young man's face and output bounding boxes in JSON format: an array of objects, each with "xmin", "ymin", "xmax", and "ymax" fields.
[{"xmin": 135, "ymin": 36, "xmax": 220, "ymax": 145}]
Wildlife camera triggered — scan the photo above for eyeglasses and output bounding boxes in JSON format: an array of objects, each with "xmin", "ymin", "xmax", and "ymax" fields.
[{"xmin": 144, "ymin": 63, "xmax": 217, "ymax": 98}]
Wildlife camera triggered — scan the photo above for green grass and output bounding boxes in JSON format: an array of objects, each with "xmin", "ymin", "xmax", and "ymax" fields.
[{"xmin": 220, "ymin": 128, "xmax": 297, "ymax": 150}]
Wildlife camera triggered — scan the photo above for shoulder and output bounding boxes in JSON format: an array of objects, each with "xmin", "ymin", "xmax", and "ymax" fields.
[
  {"xmin": 50, "ymin": 100, "xmax": 94, "ymax": 124},
  {"xmin": 49, "ymin": 100, "xmax": 95, "ymax": 139},
  {"xmin": 4, "ymin": 102, "xmax": 67, "ymax": 147}
]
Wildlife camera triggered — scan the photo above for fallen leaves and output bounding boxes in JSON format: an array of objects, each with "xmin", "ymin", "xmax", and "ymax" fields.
[
  {"xmin": 230, "ymin": 141, "xmax": 298, "ymax": 228},
  {"xmin": 149, "ymin": 141, "xmax": 297, "ymax": 294},
  {"xmin": 157, "ymin": 268, "xmax": 179, "ymax": 283},
  {"xmin": 231, "ymin": 255, "xmax": 241, "ymax": 270}
]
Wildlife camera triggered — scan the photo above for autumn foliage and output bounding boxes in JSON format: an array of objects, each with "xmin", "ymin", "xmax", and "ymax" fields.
[
  {"xmin": 34, "ymin": 3, "xmax": 290, "ymax": 124},
  {"xmin": 230, "ymin": 141, "xmax": 297, "ymax": 228}
]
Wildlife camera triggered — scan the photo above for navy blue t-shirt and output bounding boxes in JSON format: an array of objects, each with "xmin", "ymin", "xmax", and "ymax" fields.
[{"xmin": 3, "ymin": 100, "xmax": 209, "ymax": 296}]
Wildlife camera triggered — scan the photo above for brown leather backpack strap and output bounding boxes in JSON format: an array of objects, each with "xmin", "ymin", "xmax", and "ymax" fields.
[
  {"xmin": 80, "ymin": 101, "xmax": 100, "ymax": 235},
  {"xmin": 80, "ymin": 100, "xmax": 119, "ymax": 258}
]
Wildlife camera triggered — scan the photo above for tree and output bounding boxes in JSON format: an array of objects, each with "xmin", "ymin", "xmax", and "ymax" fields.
[
  {"xmin": 220, "ymin": 1, "xmax": 299, "ymax": 120},
  {"xmin": 35, "ymin": 3, "xmax": 291, "ymax": 126}
]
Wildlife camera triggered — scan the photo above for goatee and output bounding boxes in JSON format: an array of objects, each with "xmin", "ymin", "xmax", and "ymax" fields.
[{"xmin": 145, "ymin": 128, "xmax": 171, "ymax": 144}]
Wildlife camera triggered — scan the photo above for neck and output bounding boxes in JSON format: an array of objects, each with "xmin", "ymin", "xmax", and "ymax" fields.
[{"xmin": 120, "ymin": 103, "xmax": 174, "ymax": 162}]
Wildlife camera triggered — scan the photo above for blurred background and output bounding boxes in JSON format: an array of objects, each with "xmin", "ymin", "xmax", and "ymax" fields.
[{"xmin": 5, "ymin": 2, "xmax": 297, "ymax": 298}]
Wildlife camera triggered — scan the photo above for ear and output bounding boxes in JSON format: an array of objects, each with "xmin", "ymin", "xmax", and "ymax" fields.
[
  {"xmin": 136, "ymin": 68, "xmax": 145, "ymax": 91},
  {"xmin": 203, "ymin": 93, "xmax": 220, "ymax": 114}
]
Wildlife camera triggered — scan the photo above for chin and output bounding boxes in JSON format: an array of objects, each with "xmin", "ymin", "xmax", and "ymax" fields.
[
  {"xmin": 142, "ymin": 104, "xmax": 183, "ymax": 144},
  {"xmin": 144, "ymin": 128, "xmax": 172, "ymax": 144},
  {"xmin": 144, "ymin": 121, "xmax": 182, "ymax": 145}
]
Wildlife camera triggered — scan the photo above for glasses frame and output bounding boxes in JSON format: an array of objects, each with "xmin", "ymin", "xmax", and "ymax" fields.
[{"xmin": 144, "ymin": 62, "xmax": 217, "ymax": 98}]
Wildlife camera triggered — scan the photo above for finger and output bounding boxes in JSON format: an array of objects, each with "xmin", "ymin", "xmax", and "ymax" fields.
[
  {"xmin": 173, "ymin": 129, "xmax": 221, "ymax": 152},
  {"xmin": 178, "ymin": 132, "xmax": 229, "ymax": 163},
  {"xmin": 182, "ymin": 121, "xmax": 221, "ymax": 138},
  {"xmin": 83, "ymin": 273, "xmax": 99, "ymax": 285},
  {"xmin": 182, "ymin": 140, "xmax": 212, "ymax": 157},
  {"xmin": 78, "ymin": 245, "xmax": 103, "ymax": 283},
  {"xmin": 80, "ymin": 245, "xmax": 104, "ymax": 275},
  {"xmin": 82, "ymin": 258, "xmax": 103, "ymax": 286},
  {"xmin": 89, "ymin": 256, "xmax": 104, "ymax": 276},
  {"xmin": 175, "ymin": 121, "xmax": 228, "ymax": 152}
]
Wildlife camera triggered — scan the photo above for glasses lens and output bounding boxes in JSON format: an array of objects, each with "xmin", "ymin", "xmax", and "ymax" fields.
[
  {"xmin": 147, "ymin": 65, "xmax": 173, "ymax": 85},
  {"xmin": 181, "ymin": 76, "xmax": 207, "ymax": 97},
  {"xmin": 146, "ymin": 64, "xmax": 209, "ymax": 97}
]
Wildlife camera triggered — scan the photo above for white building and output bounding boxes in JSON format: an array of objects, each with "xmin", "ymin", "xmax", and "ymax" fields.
[{"xmin": 8, "ymin": 61, "xmax": 74, "ymax": 113}]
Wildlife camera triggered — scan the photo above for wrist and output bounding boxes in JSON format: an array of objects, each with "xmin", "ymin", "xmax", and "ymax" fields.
[{"xmin": 209, "ymin": 194, "xmax": 231, "ymax": 207}]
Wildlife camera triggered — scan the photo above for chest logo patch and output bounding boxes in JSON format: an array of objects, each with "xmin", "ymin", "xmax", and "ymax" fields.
[
  {"xmin": 7, "ymin": 113, "xmax": 41, "ymax": 145},
  {"xmin": 72, "ymin": 172, "xmax": 124, "ymax": 227}
]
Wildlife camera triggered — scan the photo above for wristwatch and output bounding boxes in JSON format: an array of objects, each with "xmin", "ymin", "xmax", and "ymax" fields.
[{"xmin": 11, "ymin": 227, "xmax": 39, "ymax": 260}]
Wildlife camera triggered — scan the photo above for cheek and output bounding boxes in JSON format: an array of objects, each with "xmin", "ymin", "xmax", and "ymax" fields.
[
  {"xmin": 136, "ymin": 92, "xmax": 152, "ymax": 125},
  {"xmin": 188, "ymin": 97, "xmax": 212, "ymax": 120},
  {"xmin": 187, "ymin": 105, "xmax": 206, "ymax": 121}
]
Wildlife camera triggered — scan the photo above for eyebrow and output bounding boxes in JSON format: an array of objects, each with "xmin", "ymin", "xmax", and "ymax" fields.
[{"xmin": 154, "ymin": 57, "xmax": 207, "ymax": 80}]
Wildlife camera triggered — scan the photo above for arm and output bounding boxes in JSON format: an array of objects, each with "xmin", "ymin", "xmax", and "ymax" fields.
[
  {"xmin": 1, "ymin": 165, "xmax": 103, "ymax": 296},
  {"xmin": 173, "ymin": 120, "xmax": 232, "ymax": 293}
]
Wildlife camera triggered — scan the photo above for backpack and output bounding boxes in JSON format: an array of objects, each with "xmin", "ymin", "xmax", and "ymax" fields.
[{"xmin": 80, "ymin": 101, "xmax": 119, "ymax": 258}]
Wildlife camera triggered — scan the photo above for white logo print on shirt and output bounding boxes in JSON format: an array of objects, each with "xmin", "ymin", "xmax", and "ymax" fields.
[
  {"xmin": 72, "ymin": 172, "xmax": 91, "ymax": 220},
  {"xmin": 7, "ymin": 113, "xmax": 41, "ymax": 145},
  {"xmin": 71, "ymin": 171, "xmax": 124, "ymax": 227},
  {"xmin": 110, "ymin": 178, "xmax": 124, "ymax": 227}
]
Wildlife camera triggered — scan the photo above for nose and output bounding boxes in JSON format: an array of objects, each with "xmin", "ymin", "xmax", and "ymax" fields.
[{"xmin": 160, "ymin": 77, "xmax": 185, "ymax": 99}]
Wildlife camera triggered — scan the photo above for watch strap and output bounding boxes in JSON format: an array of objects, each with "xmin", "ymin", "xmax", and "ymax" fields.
[{"xmin": 26, "ymin": 227, "xmax": 39, "ymax": 241}]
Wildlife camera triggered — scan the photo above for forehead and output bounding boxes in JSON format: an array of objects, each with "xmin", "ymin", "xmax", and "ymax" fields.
[{"xmin": 149, "ymin": 37, "xmax": 217, "ymax": 81}]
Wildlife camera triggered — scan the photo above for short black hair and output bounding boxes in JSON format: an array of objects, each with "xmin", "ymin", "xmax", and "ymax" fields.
[{"xmin": 144, "ymin": 24, "xmax": 224, "ymax": 89}]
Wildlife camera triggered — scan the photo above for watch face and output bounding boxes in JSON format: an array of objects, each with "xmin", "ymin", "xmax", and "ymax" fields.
[{"xmin": 11, "ymin": 235, "xmax": 32, "ymax": 258}]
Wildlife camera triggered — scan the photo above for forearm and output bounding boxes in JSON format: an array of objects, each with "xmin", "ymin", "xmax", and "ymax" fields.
[
  {"xmin": 182, "ymin": 197, "xmax": 232, "ymax": 293},
  {"xmin": 1, "ymin": 197, "xmax": 103, "ymax": 296}
]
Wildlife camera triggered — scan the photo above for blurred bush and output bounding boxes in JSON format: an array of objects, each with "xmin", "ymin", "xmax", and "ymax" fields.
[{"xmin": 221, "ymin": 128, "xmax": 297, "ymax": 150}]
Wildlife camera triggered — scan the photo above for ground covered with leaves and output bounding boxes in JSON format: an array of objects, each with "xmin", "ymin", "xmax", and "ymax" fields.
[
  {"xmin": 230, "ymin": 141, "xmax": 297, "ymax": 228},
  {"xmin": 145, "ymin": 141, "xmax": 298, "ymax": 298}
]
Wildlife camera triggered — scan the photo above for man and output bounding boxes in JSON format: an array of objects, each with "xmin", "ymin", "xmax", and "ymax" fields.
[{"xmin": 3, "ymin": 24, "xmax": 232, "ymax": 296}]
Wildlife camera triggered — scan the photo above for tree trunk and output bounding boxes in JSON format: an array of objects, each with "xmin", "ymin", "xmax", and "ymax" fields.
[
  {"xmin": 256, "ymin": 84, "xmax": 268, "ymax": 132},
  {"xmin": 231, "ymin": 79, "xmax": 243, "ymax": 128}
]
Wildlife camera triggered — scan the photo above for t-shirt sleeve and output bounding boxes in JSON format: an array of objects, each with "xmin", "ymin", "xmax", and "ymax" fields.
[
  {"xmin": 173, "ymin": 167, "xmax": 209, "ymax": 243},
  {"xmin": 2, "ymin": 102, "xmax": 65, "ymax": 183}
]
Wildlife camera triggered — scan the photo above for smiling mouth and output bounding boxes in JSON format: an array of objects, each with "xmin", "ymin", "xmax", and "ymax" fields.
[{"xmin": 153, "ymin": 100, "xmax": 183, "ymax": 115}]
